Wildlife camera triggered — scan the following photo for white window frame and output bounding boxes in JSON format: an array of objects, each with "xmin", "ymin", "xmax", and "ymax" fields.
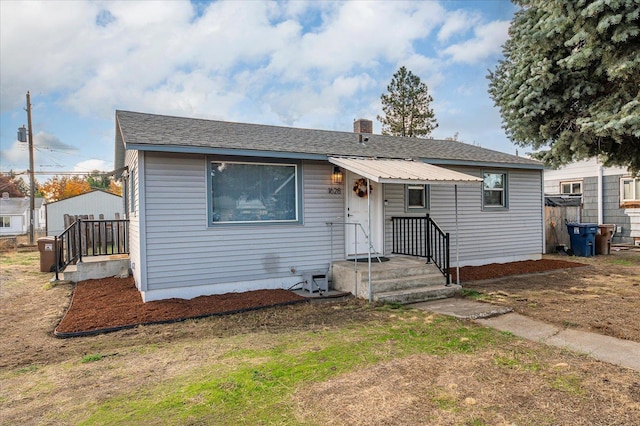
[
  {"xmin": 560, "ymin": 180, "xmax": 582, "ymax": 195},
  {"xmin": 0, "ymin": 216, "xmax": 10, "ymax": 227},
  {"xmin": 482, "ymin": 171, "xmax": 508, "ymax": 210},
  {"xmin": 620, "ymin": 177, "xmax": 640, "ymax": 203}
]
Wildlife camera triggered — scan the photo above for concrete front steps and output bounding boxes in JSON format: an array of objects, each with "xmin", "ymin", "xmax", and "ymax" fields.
[
  {"xmin": 58, "ymin": 255, "xmax": 130, "ymax": 282},
  {"xmin": 331, "ymin": 256, "xmax": 460, "ymax": 304}
]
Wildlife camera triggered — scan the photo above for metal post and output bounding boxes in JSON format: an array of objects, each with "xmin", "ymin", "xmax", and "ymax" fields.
[
  {"xmin": 455, "ymin": 184, "xmax": 460, "ymax": 286},
  {"xmin": 26, "ymin": 92, "xmax": 35, "ymax": 245},
  {"xmin": 367, "ymin": 178, "xmax": 372, "ymax": 303},
  {"xmin": 354, "ymin": 223, "xmax": 358, "ymax": 296},
  {"xmin": 54, "ymin": 235, "xmax": 59, "ymax": 281}
]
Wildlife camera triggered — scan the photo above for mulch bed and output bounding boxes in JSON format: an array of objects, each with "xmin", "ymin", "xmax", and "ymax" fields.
[
  {"xmin": 55, "ymin": 277, "xmax": 307, "ymax": 337},
  {"xmin": 55, "ymin": 258, "xmax": 586, "ymax": 337},
  {"xmin": 451, "ymin": 258, "xmax": 586, "ymax": 282}
]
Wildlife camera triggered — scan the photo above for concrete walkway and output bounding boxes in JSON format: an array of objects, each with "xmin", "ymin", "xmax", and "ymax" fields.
[{"xmin": 410, "ymin": 298, "xmax": 640, "ymax": 372}]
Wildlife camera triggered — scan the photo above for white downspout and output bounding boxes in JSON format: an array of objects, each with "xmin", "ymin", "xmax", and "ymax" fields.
[{"xmin": 597, "ymin": 163, "xmax": 604, "ymax": 225}]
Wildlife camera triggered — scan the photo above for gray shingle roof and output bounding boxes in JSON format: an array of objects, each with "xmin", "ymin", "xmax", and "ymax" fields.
[{"xmin": 115, "ymin": 110, "xmax": 542, "ymax": 169}]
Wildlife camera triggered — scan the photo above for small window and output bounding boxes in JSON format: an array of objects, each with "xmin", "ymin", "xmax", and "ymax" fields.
[
  {"xmin": 209, "ymin": 160, "xmax": 300, "ymax": 224},
  {"xmin": 405, "ymin": 184, "xmax": 430, "ymax": 212},
  {"xmin": 560, "ymin": 181, "xmax": 582, "ymax": 195},
  {"xmin": 621, "ymin": 177, "xmax": 640, "ymax": 202},
  {"xmin": 0, "ymin": 216, "xmax": 10, "ymax": 227},
  {"xmin": 483, "ymin": 171, "xmax": 508, "ymax": 209}
]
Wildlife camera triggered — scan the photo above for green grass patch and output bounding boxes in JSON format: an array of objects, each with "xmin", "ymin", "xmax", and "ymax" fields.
[
  {"xmin": 15, "ymin": 365, "xmax": 39, "ymax": 374},
  {"xmin": 551, "ymin": 374, "xmax": 585, "ymax": 395},
  {"xmin": 81, "ymin": 354, "xmax": 104, "ymax": 363},
  {"xmin": 608, "ymin": 258, "xmax": 635, "ymax": 267},
  {"xmin": 79, "ymin": 314, "xmax": 513, "ymax": 425},
  {"xmin": 494, "ymin": 353, "xmax": 544, "ymax": 372},
  {"xmin": 460, "ymin": 288, "xmax": 487, "ymax": 300},
  {"xmin": 1, "ymin": 251, "xmax": 40, "ymax": 266}
]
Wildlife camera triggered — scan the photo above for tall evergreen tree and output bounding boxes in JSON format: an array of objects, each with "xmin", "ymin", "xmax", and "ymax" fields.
[
  {"xmin": 488, "ymin": 0, "xmax": 640, "ymax": 174},
  {"xmin": 378, "ymin": 66, "xmax": 438, "ymax": 137}
]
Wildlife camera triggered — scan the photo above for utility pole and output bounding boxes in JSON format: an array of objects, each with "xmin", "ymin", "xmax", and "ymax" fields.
[{"xmin": 26, "ymin": 91, "xmax": 35, "ymax": 245}]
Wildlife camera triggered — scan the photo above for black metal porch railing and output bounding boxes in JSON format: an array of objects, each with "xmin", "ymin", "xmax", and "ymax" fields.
[
  {"xmin": 54, "ymin": 218, "xmax": 129, "ymax": 280},
  {"xmin": 391, "ymin": 214, "xmax": 450, "ymax": 284}
]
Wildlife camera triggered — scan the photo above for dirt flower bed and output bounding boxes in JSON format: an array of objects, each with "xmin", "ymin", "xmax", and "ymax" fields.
[
  {"xmin": 55, "ymin": 277, "xmax": 307, "ymax": 335},
  {"xmin": 55, "ymin": 258, "xmax": 587, "ymax": 337},
  {"xmin": 451, "ymin": 258, "xmax": 586, "ymax": 282}
]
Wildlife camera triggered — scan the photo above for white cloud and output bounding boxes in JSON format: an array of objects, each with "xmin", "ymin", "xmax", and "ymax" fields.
[
  {"xmin": 0, "ymin": 140, "xmax": 30, "ymax": 169},
  {"xmin": 1, "ymin": 0, "xmax": 519, "ymax": 168},
  {"xmin": 441, "ymin": 20, "xmax": 510, "ymax": 64},
  {"xmin": 73, "ymin": 159, "xmax": 112, "ymax": 173},
  {"xmin": 437, "ymin": 10, "xmax": 481, "ymax": 42}
]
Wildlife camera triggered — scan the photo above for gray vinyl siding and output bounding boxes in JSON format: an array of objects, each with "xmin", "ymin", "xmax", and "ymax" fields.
[
  {"xmin": 384, "ymin": 167, "xmax": 543, "ymax": 266},
  {"xmin": 142, "ymin": 153, "xmax": 343, "ymax": 291},
  {"xmin": 125, "ymin": 150, "xmax": 142, "ymax": 290},
  {"xmin": 581, "ymin": 176, "xmax": 598, "ymax": 224},
  {"xmin": 603, "ymin": 174, "xmax": 632, "ymax": 243}
]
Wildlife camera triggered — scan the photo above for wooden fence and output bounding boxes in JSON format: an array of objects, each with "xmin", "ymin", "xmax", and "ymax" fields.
[{"xmin": 545, "ymin": 205, "xmax": 581, "ymax": 253}]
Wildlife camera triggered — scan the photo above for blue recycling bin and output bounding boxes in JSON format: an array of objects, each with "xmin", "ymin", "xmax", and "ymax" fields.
[{"xmin": 566, "ymin": 223, "xmax": 598, "ymax": 257}]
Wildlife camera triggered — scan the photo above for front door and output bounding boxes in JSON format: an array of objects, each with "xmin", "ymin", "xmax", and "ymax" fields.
[{"xmin": 345, "ymin": 171, "xmax": 383, "ymax": 257}]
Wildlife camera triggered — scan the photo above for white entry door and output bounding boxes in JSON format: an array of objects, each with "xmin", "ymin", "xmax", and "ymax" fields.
[{"xmin": 345, "ymin": 171, "xmax": 383, "ymax": 257}]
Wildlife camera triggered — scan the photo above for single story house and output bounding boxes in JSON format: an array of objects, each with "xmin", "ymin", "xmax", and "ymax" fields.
[
  {"xmin": 45, "ymin": 189, "xmax": 123, "ymax": 236},
  {"xmin": 0, "ymin": 196, "xmax": 45, "ymax": 236},
  {"xmin": 115, "ymin": 110, "xmax": 544, "ymax": 302},
  {"xmin": 544, "ymin": 157, "xmax": 639, "ymax": 245}
]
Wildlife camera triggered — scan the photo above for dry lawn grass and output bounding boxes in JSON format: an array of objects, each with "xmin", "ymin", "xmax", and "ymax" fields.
[
  {"xmin": 464, "ymin": 249, "xmax": 640, "ymax": 342},
  {"xmin": 2, "ymin": 247, "xmax": 640, "ymax": 425}
]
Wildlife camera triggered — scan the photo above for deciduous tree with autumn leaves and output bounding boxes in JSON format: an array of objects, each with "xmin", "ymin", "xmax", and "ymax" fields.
[{"xmin": 40, "ymin": 171, "xmax": 122, "ymax": 202}]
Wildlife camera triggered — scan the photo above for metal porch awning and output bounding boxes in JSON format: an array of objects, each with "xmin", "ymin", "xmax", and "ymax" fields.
[
  {"xmin": 328, "ymin": 157, "xmax": 482, "ymax": 185},
  {"xmin": 328, "ymin": 156, "xmax": 481, "ymax": 295}
]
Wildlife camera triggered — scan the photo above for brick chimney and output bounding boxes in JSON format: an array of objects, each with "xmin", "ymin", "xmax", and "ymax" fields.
[{"xmin": 353, "ymin": 118, "xmax": 373, "ymax": 134}]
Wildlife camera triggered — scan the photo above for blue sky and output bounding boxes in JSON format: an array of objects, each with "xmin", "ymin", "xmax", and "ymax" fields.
[{"xmin": 0, "ymin": 0, "xmax": 520, "ymax": 184}]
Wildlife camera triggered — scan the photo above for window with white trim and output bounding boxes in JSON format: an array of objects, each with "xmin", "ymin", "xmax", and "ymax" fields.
[
  {"xmin": 209, "ymin": 160, "xmax": 300, "ymax": 224},
  {"xmin": 483, "ymin": 171, "xmax": 508, "ymax": 209},
  {"xmin": 560, "ymin": 180, "xmax": 582, "ymax": 195},
  {"xmin": 0, "ymin": 216, "xmax": 10, "ymax": 227},
  {"xmin": 405, "ymin": 184, "xmax": 430, "ymax": 212},
  {"xmin": 621, "ymin": 177, "xmax": 640, "ymax": 202}
]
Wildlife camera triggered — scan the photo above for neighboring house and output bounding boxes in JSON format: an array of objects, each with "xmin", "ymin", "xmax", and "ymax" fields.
[
  {"xmin": 45, "ymin": 189, "xmax": 123, "ymax": 236},
  {"xmin": 0, "ymin": 195, "xmax": 45, "ymax": 236},
  {"xmin": 544, "ymin": 158, "xmax": 639, "ymax": 245},
  {"xmin": 115, "ymin": 110, "xmax": 544, "ymax": 302}
]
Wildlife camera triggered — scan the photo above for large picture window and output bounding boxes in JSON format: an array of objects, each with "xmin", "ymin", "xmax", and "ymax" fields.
[
  {"xmin": 210, "ymin": 161, "xmax": 300, "ymax": 224},
  {"xmin": 483, "ymin": 171, "xmax": 508, "ymax": 209}
]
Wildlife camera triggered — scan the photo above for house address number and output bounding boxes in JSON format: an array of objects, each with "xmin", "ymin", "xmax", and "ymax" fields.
[{"xmin": 328, "ymin": 187, "xmax": 342, "ymax": 195}]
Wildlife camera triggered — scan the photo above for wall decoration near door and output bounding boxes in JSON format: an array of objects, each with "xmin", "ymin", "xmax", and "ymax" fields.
[{"xmin": 353, "ymin": 178, "xmax": 373, "ymax": 198}]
